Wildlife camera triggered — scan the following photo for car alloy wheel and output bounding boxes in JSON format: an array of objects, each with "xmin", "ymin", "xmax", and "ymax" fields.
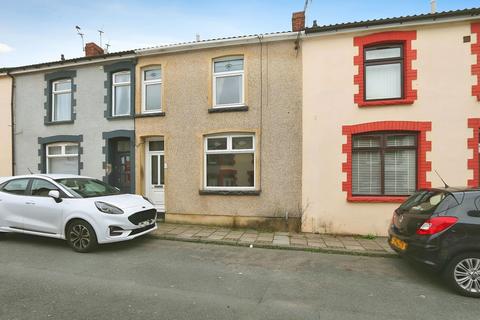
[
  {"xmin": 67, "ymin": 220, "xmax": 98, "ymax": 253},
  {"xmin": 454, "ymin": 258, "xmax": 480, "ymax": 294}
]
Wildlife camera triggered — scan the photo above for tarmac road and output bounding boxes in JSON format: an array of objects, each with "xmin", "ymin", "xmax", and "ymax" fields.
[{"xmin": 0, "ymin": 233, "xmax": 479, "ymax": 320}]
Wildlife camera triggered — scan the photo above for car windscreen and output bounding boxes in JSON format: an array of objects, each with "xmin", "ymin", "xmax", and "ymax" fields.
[
  {"xmin": 55, "ymin": 178, "xmax": 121, "ymax": 198},
  {"xmin": 397, "ymin": 190, "xmax": 455, "ymax": 215}
]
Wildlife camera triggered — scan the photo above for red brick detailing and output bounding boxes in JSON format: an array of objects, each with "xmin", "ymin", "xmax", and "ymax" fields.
[
  {"xmin": 471, "ymin": 23, "xmax": 480, "ymax": 101},
  {"xmin": 342, "ymin": 121, "xmax": 431, "ymax": 203},
  {"xmin": 468, "ymin": 119, "xmax": 480, "ymax": 187},
  {"xmin": 353, "ymin": 31, "xmax": 418, "ymax": 107}
]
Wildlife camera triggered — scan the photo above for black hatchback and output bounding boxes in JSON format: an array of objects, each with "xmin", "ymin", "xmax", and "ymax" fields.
[{"xmin": 389, "ymin": 187, "xmax": 480, "ymax": 297}]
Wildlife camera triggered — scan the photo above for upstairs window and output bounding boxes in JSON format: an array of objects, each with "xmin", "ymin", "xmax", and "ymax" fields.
[
  {"xmin": 142, "ymin": 68, "xmax": 162, "ymax": 113},
  {"xmin": 46, "ymin": 143, "xmax": 79, "ymax": 175},
  {"xmin": 204, "ymin": 134, "xmax": 255, "ymax": 189},
  {"xmin": 364, "ymin": 44, "xmax": 403, "ymax": 101},
  {"xmin": 52, "ymin": 79, "xmax": 72, "ymax": 121},
  {"xmin": 112, "ymin": 71, "xmax": 131, "ymax": 116},
  {"xmin": 352, "ymin": 132, "xmax": 417, "ymax": 196},
  {"xmin": 213, "ymin": 56, "xmax": 244, "ymax": 107}
]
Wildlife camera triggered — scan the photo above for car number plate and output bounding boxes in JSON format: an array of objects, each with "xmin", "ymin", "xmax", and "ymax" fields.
[{"xmin": 390, "ymin": 236, "xmax": 407, "ymax": 251}]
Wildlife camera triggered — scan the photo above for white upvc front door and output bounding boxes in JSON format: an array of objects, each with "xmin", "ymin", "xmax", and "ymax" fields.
[{"xmin": 145, "ymin": 139, "xmax": 165, "ymax": 212}]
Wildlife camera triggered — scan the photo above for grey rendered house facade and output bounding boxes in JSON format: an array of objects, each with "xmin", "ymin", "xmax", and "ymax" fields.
[{"xmin": 11, "ymin": 48, "xmax": 138, "ymax": 194}]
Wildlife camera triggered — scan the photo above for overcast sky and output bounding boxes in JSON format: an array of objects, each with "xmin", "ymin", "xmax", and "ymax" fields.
[{"xmin": 1, "ymin": 0, "xmax": 479, "ymax": 67}]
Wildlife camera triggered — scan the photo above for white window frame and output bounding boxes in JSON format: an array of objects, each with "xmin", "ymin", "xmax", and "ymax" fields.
[
  {"xmin": 112, "ymin": 71, "xmax": 131, "ymax": 117},
  {"xmin": 51, "ymin": 79, "xmax": 72, "ymax": 122},
  {"xmin": 212, "ymin": 56, "xmax": 245, "ymax": 108},
  {"xmin": 204, "ymin": 134, "xmax": 255, "ymax": 191},
  {"xmin": 142, "ymin": 67, "xmax": 162, "ymax": 114},
  {"xmin": 46, "ymin": 142, "xmax": 79, "ymax": 174}
]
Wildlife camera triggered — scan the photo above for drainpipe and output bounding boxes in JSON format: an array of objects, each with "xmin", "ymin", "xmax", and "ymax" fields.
[{"xmin": 6, "ymin": 71, "xmax": 15, "ymax": 176}]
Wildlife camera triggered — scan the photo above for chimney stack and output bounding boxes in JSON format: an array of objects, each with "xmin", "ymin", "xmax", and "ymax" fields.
[
  {"xmin": 85, "ymin": 42, "xmax": 104, "ymax": 57},
  {"xmin": 292, "ymin": 11, "xmax": 305, "ymax": 32},
  {"xmin": 430, "ymin": 0, "xmax": 437, "ymax": 14}
]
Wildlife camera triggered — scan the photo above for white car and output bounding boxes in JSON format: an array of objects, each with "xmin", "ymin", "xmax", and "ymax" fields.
[{"xmin": 0, "ymin": 174, "xmax": 158, "ymax": 252}]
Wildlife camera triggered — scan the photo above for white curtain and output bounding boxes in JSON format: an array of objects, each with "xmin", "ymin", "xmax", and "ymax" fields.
[{"xmin": 365, "ymin": 63, "xmax": 401, "ymax": 100}]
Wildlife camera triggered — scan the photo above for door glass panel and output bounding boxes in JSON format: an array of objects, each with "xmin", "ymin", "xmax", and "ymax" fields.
[
  {"xmin": 2, "ymin": 179, "xmax": 29, "ymax": 195},
  {"xmin": 149, "ymin": 141, "xmax": 164, "ymax": 151},
  {"xmin": 160, "ymin": 155, "xmax": 165, "ymax": 185},
  {"xmin": 151, "ymin": 155, "xmax": 158, "ymax": 185},
  {"xmin": 117, "ymin": 140, "xmax": 130, "ymax": 152}
]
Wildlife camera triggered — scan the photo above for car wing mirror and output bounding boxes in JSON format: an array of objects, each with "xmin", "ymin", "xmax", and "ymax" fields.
[{"xmin": 48, "ymin": 190, "xmax": 62, "ymax": 203}]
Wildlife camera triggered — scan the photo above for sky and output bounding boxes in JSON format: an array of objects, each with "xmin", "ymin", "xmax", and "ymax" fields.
[{"xmin": 1, "ymin": 0, "xmax": 479, "ymax": 67}]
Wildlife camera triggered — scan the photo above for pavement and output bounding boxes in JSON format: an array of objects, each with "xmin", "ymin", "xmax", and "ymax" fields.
[
  {"xmin": 1, "ymin": 233, "xmax": 480, "ymax": 320},
  {"xmin": 152, "ymin": 223, "xmax": 396, "ymax": 257}
]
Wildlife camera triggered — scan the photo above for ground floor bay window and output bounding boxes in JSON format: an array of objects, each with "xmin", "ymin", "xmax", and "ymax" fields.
[
  {"xmin": 46, "ymin": 143, "xmax": 79, "ymax": 174},
  {"xmin": 204, "ymin": 134, "xmax": 255, "ymax": 190}
]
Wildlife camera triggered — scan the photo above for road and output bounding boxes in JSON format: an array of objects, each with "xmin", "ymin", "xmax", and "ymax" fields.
[{"xmin": 0, "ymin": 233, "xmax": 479, "ymax": 320}]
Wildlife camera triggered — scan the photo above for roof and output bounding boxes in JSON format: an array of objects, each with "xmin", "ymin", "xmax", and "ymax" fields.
[
  {"xmin": 305, "ymin": 7, "xmax": 480, "ymax": 34},
  {"xmin": 1, "ymin": 50, "xmax": 135, "ymax": 74}
]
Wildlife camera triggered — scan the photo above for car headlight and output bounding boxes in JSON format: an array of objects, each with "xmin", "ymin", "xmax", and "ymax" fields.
[
  {"xmin": 95, "ymin": 201, "xmax": 124, "ymax": 215},
  {"xmin": 142, "ymin": 196, "xmax": 154, "ymax": 205}
]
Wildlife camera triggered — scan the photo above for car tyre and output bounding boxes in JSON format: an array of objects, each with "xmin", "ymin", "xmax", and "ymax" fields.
[
  {"xmin": 66, "ymin": 220, "xmax": 98, "ymax": 253},
  {"xmin": 444, "ymin": 252, "xmax": 480, "ymax": 298}
]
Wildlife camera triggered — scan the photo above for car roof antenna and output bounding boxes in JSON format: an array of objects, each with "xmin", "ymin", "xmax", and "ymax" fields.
[{"xmin": 434, "ymin": 170, "xmax": 449, "ymax": 188}]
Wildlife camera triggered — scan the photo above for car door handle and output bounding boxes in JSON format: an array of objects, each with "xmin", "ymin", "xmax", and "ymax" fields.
[{"xmin": 25, "ymin": 202, "xmax": 35, "ymax": 205}]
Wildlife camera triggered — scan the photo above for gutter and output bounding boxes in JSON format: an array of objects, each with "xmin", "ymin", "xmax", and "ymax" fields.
[{"xmin": 135, "ymin": 32, "xmax": 299, "ymax": 56}]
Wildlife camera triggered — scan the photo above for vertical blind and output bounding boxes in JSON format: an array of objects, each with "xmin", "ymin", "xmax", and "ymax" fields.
[{"xmin": 352, "ymin": 133, "xmax": 417, "ymax": 196}]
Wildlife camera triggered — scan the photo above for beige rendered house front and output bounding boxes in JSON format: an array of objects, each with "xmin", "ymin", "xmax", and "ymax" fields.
[
  {"xmin": 0, "ymin": 73, "xmax": 12, "ymax": 176},
  {"xmin": 302, "ymin": 9, "xmax": 480, "ymax": 235},
  {"xmin": 133, "ymin": 34, "xmax": 303, "ymax": 230}
]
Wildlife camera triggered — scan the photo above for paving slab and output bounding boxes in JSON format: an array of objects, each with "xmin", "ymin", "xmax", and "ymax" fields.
[{"xmin": 153, "ymin": 223, "xmax": 396, "ymax": 257}]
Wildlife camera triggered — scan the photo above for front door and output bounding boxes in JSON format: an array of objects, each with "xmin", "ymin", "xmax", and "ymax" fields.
[
  {"xmin": 145, "ymin": 139, "xmax": 165, "ymax": 212},
  {"xmin": 109, "ymin": 138, "xmax": 131, "ymax": 194}
]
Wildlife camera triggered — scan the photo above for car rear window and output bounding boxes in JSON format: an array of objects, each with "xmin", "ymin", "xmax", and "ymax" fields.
[{"xmin": 398, "ymin": 190, "xmax": 457, "ymax": 214}]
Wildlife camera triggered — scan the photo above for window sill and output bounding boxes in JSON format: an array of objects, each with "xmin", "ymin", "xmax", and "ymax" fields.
[
  {"xmin": 135, "ymin": 112, "xmax": 165, "ymax": 118},
  {"xmin": 358, "ymin": 99, "xmax": 415, "ymax": 107},
  {"xmin": 45, "ymin": 120, "xmax": 74, "ymax": 126},
  {"xmin": 208, "ymin": 105, "xmax": 248, "ymax": 113},
  {"xmin": 347, "ymin": 195, "xmax": 407, "ymax": 203},
  {"xmin": 106, "ymin": 115, "xmax": 134, "ymax": 120},
  {"xmin": 199, "ymin": 189, "xmax": 260, "ymax": 196}
]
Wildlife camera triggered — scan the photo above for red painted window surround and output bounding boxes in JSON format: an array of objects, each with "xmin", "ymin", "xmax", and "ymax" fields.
[
  {"xmin": 342, "ymin": 121, "xmax": 432, "ymax": 203},
  {"xmin": 353, "ymin": 31, "xmax": 418, "ymax": 107},
  {"xmin": 467, "ymin": 118, "xmax": 480, "ymax": 187},
  {"xmin": 471, "ymin": 23, "xmax": 480, "ymax": 101}
]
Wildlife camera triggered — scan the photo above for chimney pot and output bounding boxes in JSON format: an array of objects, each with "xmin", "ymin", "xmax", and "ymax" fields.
[
  {"xmin": 292, "ymin": 11, "xmax": 305, "ymax": 32},
  {"xmin": 85, "ymin": 42, "xmax": 104, "ymax": 57}
]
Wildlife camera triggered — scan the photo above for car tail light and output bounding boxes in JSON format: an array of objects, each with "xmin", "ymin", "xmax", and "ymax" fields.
[{"xmin": 416, "ymin": 216, "xmax": 458, "ymax": 235}]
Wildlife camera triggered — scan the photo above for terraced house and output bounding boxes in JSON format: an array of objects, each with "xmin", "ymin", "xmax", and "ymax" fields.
[
  {"xmin": 301, "ymin": 8, "xmax": 480, "ymax": 235},
  {"xmin": 9, "ymin": 44, "xmax": 137, "ymax": 194},
  {"xmin": 133, "ymin": 32, "xmax": 302, "ymax": 228}
]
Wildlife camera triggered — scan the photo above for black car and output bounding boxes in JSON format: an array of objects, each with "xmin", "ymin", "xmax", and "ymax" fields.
[{"xmin": 389, "ymin": 187, "xmax": 480, "ymax": 297}]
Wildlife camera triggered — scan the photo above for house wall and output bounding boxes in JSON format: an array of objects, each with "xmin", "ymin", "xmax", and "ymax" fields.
[
  {"xmin": 302, "ymin": 21, "xmax": 478, "ymax": 235},
  {"xmin": 0, "ymin": 75, "xmax": 12, "ymax": 176},
  {"xmin": 134, "ymin": 40, "xmax": 302, "ymax": 228},
  {"xmin": 14, "ymin": 63, "xmax": 134, "ymax": 180}
]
